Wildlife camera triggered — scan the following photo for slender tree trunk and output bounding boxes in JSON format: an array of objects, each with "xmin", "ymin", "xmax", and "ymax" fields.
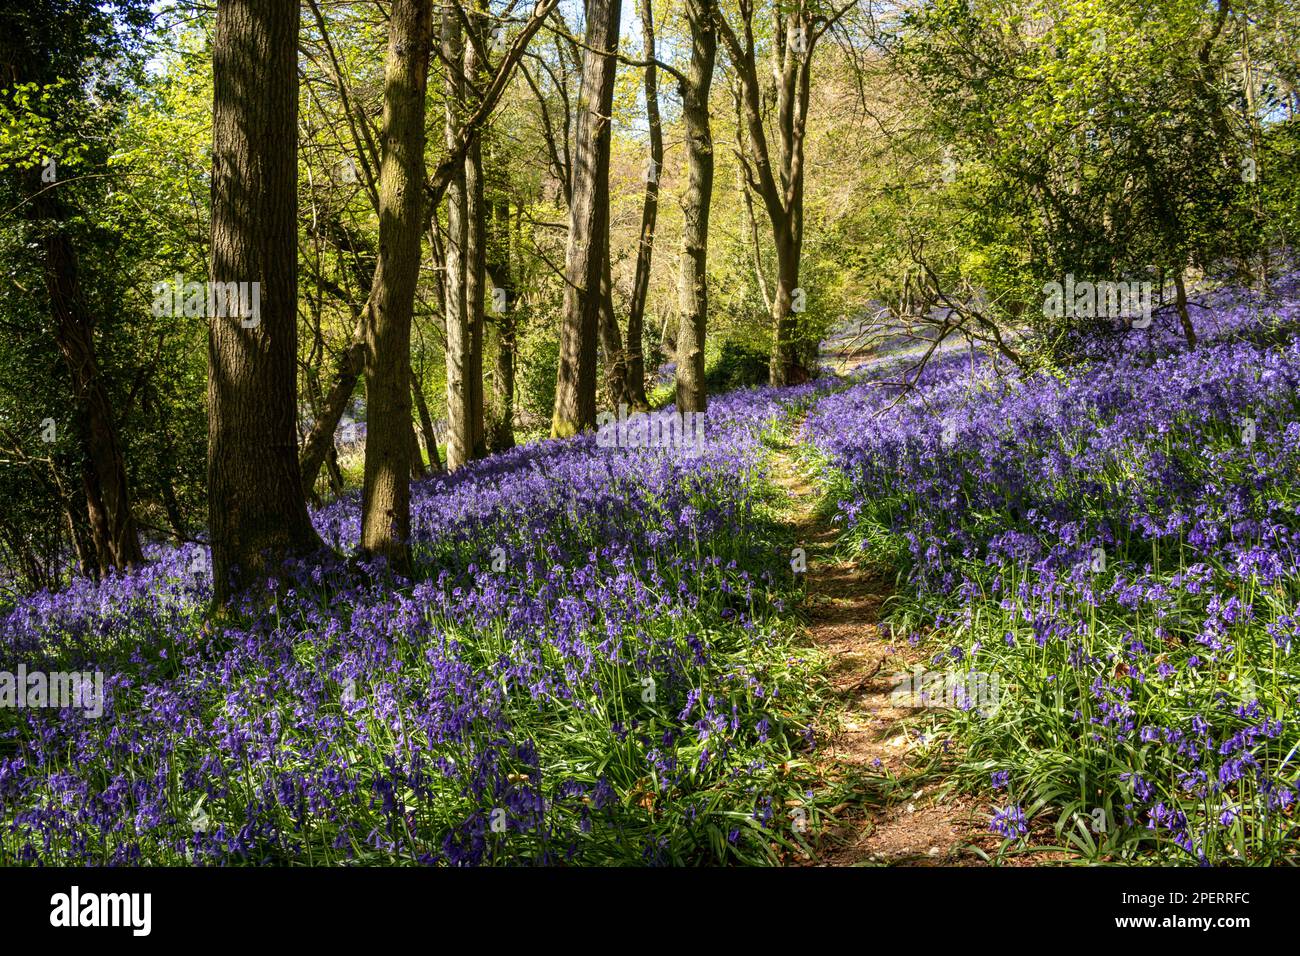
[
  {"xmin": 325, "ymin": 445, "xmax": 345, "ymax": 497},
  {"xmin": 598, "ymin": 253, "xmax": 628, "ymax": 407},
  {"xmin": 411, "ymin": 367, "xmax": 444, "ymax": 472},
  {"xmin": 408, "ymin": 417, "xmax": 427, "ymax": 478},
  {"xmin": 487, "ymin": 197, "xmax": 517, "ymax": 451},
  {"xmin": 2, "ymin": 21, "xmax": 143, "ymax": 575},
  {"xmin": 490, "ymin": 317, "xmax": 517, "ymax": 450},
  {"xmin": 675, "ymin": 0, "xmax": 716, "ymax": 413},
  {"xmin": 54, "ymin": 472, "xmax": 96, "ymax": 579},
  {"xmin": 299, "ymin": 325, "xmax": 364, "ymax": 495},
  {"xmin": 80, "ymin": 459, "xmax": 112, "ymax": 576},
  {"xmin": 43, "ymin": 222, "xmax": 145, "ymax": 571},
  {"xmin": 1173, "ymin": 270, "xmax": 1197, "ymax": 349},
  {"xmin": 442, "ymin": 8, "xmax": 474, "ymax": 469},
  {"xmin": 465, "ymin": 137, "xmax": 488, "ymax": 459},
  {"xmin": 715, "ymin": 7, "xmax": 815, "ymax": 387},
  {"xmin": 553, "ymin": 0, "xmax": 621, "ymax": 437},
  {"xmin": 359, "ymin": 0, "xmax": 433, "ymax": 574},
  {"xmin": 464, "ymin": 7, "xmax": 488, "ymax": 459},
  {"xmin": 624, "ymin": 0, "xmax": 661, "ymax": 412},
  {"xmin": 209, "ymin": 0, "xmax": 322, "ymax": 603}
]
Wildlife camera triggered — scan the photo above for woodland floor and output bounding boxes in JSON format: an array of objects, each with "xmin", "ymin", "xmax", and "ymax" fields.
[{"xmin": 767, "ymin": 422, "xmax": 1027, "ymax": 866}]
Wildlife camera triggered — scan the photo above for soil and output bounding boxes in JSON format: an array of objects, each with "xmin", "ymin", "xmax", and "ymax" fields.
[{"xmin": 767, "ymin": 425, "xmax": 1007, "ymax": 866}]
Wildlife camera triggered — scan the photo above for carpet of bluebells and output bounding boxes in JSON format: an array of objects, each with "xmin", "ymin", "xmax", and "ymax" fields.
[
  {"xmin": 806, "ymin": 277, "xmax": 1300, "ymax": 863},
  {"xmin": 0, "ymin": 386, "xmax": 829, "ymax": 865}
]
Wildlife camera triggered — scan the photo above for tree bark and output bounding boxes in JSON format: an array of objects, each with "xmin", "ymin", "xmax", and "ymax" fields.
[
  {"xmin": 442, "ymin": 8, "xmax": 474, "ymax": 470},
  {"xmin": 1, "ymin": 13, "xmax": 145, "ymax": 576},
  {"xmin": 408, "ymin": 416, "xmax": 427, "ymax": 478},
  {"xmin": 1173, "ymin": 270, "xmax": 1197, "ymax": 349},
  {"xmin": 487, "ymin": 196, "xmax": 517, "ymax": 451},
  {"xmin": 299, "ymin": 324, "xmax": 364, "ymax": 496},
  {"xmin": 43, "ymin": 218, "xmax": 145, "ymax": 572},
  {"xmin": 715, "ymin": 4, "xmax": 818, "ymax": 386},
  {"xmin": 553, "ymin": 0, "xmax": 621, "ymax": 437},
  {"xmin": 209, "ymin": 0, "xmax": 322, "ymax": 603},
  {"xmin": 674, "ymin": 0, "xmax": 716, "ymax": 413},
  {"xmin": 771, "ymin": 227, "xmax": 807, "ymax": 385},
  {"xmin": 464, "ymin": 11, "xmax": 489, "ymax": 459},
  {"xmin": 467, "ymin": 142, "xmax": 487, "ymax": 459},
  {"xmin": 598, "ymin": 253, "xmax": 629, "ymax": 407},
  {"xmin": 411, "ymin": 367, "xmax": 444, "ymax": 472},
  {"xmin": 359, "ymin": 0, "xmax": 433, "ymax": 575},
  {"xmin": 624, "ymin": 0, "xmax": 662, "ymax": 412}
]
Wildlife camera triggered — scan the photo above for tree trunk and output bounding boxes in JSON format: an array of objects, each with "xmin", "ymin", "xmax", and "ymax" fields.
[
  {"xmin": 465, "ymin": 139, "xmax": 488, "ymax": 459},
  {"xmin": 43, "ymin": 221, "xmax": 145, "ymax": 571},
  {"xmin": 209, "ymin": 0, "xmax": 322, "ymax": 603},
  {"xmin": 487, "ymin": 197, "xmax": 517, "ymax": 451},
  {"xmin": 411, "ymin": 367, "xmax": 444, "ymax": 472},
  {"xmin": 715, "ymin": 6, "xmax": 815, "ymax": 387},
  {"xmin": 553, "ymin": 0, "xmax": 621, "ymax": 437},
  {"xmin": 442, "ymin": 8, "xmax": 474, "ymax": 469},
  {"xmin": 299, "ymin": 326, "xmax": 364, "ymax": 496},
  {"xmin": 408, "ymin": 417, "xmax": 427, "ymax": 478},
  {"xmin": 2, "ymin": 17, "xmax": 144, "ymax": 576},
  {"xmin": 326, "ymin": 445, "xmax": 345, "ymax": 497},
  {"xmin": 675, "ymin": 0, "xmax": 716, "ymax": 413},
  {"xmin": 464, "ymin": 16, "xmax": 489, "ymax": 460},
  {"xmin": 598, "ymin": 253, "xmax": 629, "ymax": 407},
  {"xmin": 624, "ymin": 0, "xmax": 661, "ymax": 413},
  {"xmin": 1173, "ymin": 270, "xmax": 1197, "ymax": 349},
  {"xmin": 769, "ymin": 229, "xmax": 806, "ymax": 385},
  {"xmin": 359, "ymin": 0, "xmax": 433, "ymax": 575}
]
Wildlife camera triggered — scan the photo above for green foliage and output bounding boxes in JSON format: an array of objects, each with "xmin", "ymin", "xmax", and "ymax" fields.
[
  {"xmin": 517, "ymin": 317, "xmax": 561, "ymax": 430},
  {"xmin": 705, "ymin": 339, "xmax": 770, "ymax": 392}
]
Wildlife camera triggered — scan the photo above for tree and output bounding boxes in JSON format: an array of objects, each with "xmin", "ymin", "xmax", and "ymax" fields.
[
  {"xmin": 442, "ymin": 5, "xmax": 475, "ymax": 469},
  {"xmin": 623, "ymin": 0, "xmax": 663, "ymax": 412},
  {"xmin": 674, "ymin": 0, "xmax": 717, "ymax": 412},
  {"xmin": 717, "ymin": 0, "xmax": 853, "ymax": 385},
  {"xmin": 359, "ymin": 0, "xmax": 434, "ymax": 574},
  {"xmin": 553, "ymin": 0, "xmax": 622, "ymax": 437},
  {"xmin": 208, "ymin": 0, "xmax": 322, "ymax": 601},
  {"xmin": 0, "ymin": 0, "xmax": 149, "ymax": 575}
]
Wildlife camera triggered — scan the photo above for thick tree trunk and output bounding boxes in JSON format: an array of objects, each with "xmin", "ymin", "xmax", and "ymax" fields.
[
  {"xmin": 624, "ymin": 0, "xmax": 661, "ymax": 413},
  {"xmin": 442, "ymin": 9, "xmax": 474, "ymax": 469},
  {"xmin": 359, "ymin": 0, "xmax": 433, "ymax": 575},
  {"xmin": 209, "ymin": 0, "xmax": 322, "ymax": 603},
  {"xmin": 675, "ymin": 0, "xmax": 716, "ymax": 413},
  {"xmin": 553, "ymin": 0, "xmax": 621, "ymax": 437}
]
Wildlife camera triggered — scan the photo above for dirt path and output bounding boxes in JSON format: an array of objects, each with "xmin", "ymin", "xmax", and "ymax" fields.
[{"xmin": 768, "ymin": 423, "xmax": 999, "ymax": 866}]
